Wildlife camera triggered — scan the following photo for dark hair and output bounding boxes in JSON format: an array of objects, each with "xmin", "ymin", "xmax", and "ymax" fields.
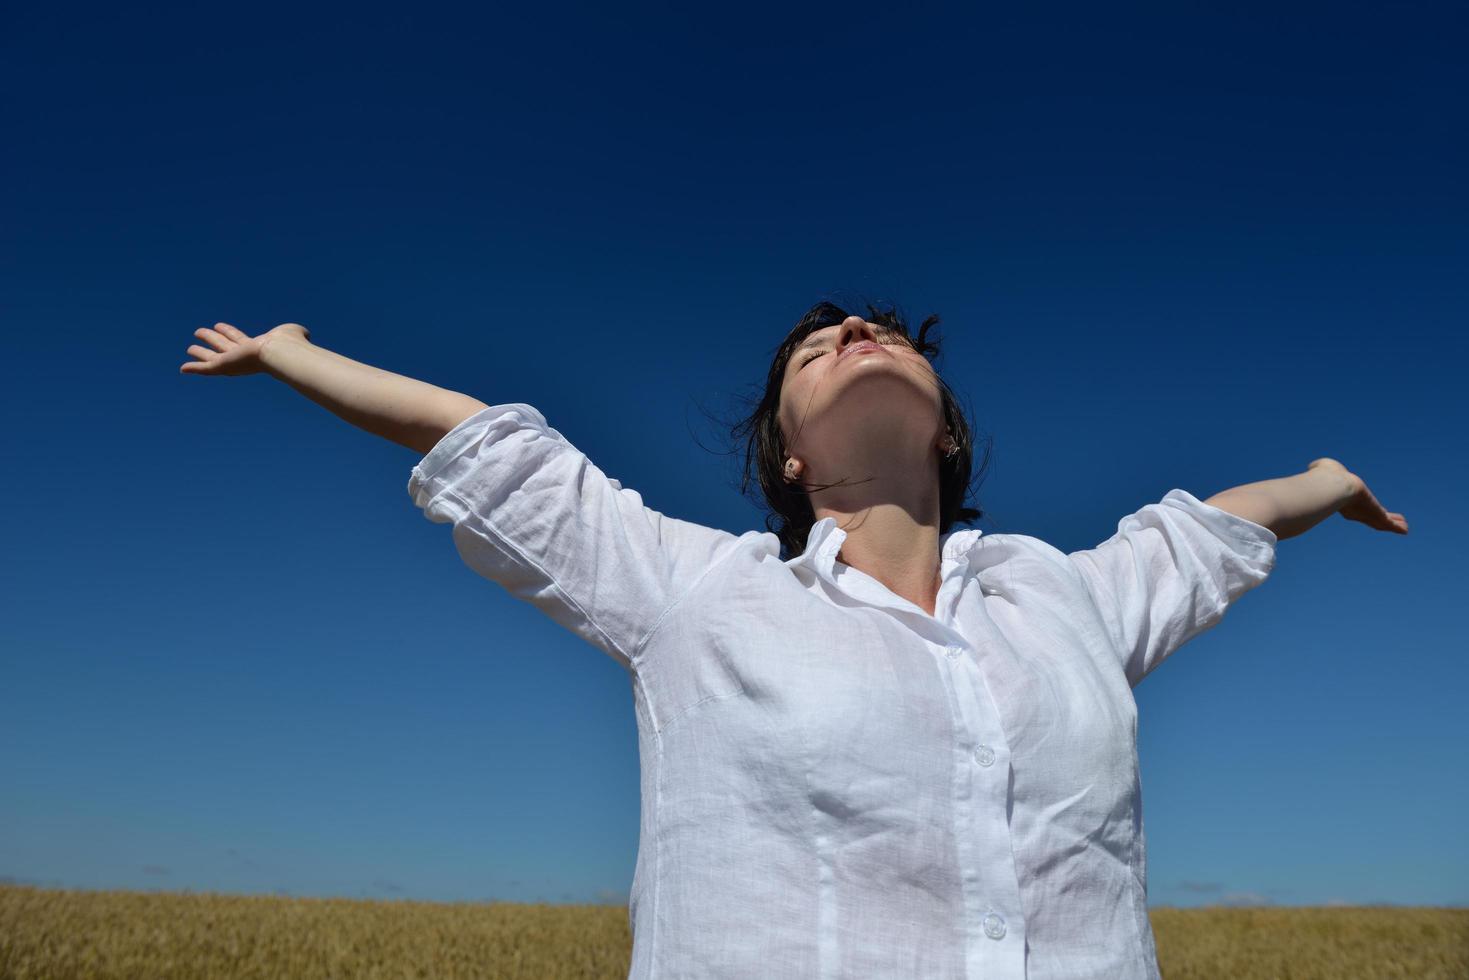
[{"xmin": 728, "ymin": 297, "xmax": 992, "ymax": 560}]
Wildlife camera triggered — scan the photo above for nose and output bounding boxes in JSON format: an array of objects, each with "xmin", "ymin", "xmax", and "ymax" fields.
[{"xmin": 835, "ymin": 316, "xmax": 879, "ymax": 354}]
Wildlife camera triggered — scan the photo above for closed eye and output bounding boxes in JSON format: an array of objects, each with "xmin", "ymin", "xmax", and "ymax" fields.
[{"xmin": 799, "ymin": 338, "xmax": 908, "ymax": 369}]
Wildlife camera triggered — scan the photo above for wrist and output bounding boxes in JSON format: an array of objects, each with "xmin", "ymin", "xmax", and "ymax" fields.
[
  {"xmin": 1306, "ymin": 461, "xmax": 1360, "ymax": 511},
  {"xmin": 259, "ymin": 332, "xmax": 310, "ymax": 376}
]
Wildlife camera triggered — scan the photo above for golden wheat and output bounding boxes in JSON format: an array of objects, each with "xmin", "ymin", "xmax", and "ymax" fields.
[{"xmin": 2, "ymin": 885, "xmax": 1465, "ymax": 979}]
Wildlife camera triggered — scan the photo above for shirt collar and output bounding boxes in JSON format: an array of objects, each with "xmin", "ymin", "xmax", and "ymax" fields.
[{"xmin": 786, "ymin": 516, "xmax": 985, "ymax": 579}]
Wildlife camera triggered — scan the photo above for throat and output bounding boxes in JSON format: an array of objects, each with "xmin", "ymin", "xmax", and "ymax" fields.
[{"xmin": 837, "ymin": 549, "xmax": 944, "ymax": 617}]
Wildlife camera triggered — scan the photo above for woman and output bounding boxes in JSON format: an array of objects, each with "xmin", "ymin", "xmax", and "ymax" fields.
[{"xmin": 180, "ymin": 302, "xmax": 1407, "ymax": 979}]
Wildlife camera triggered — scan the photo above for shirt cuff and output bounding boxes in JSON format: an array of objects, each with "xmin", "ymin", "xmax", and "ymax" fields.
[
  {"xmin": 406, "ymin": 403, "xmax": 552, "ymax": 510},
  {"xmin": 1160, "ymin": 487, "xmax": 1278, "ymax": 567}
]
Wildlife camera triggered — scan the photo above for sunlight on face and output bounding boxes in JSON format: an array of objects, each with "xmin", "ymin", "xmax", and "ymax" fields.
[{"xmin": 777, "ymin": 318, "xmax": 944, "ymax": 455}]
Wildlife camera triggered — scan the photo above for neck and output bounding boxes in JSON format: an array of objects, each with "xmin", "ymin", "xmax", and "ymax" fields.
[{"xmin": 814, "ymin": 478, "xmax": 943, "ymax": 617}]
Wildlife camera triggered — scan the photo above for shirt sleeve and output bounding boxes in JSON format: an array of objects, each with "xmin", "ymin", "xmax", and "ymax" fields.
[
  {"xmin": 1066, "ymin": 488, "xmax": 1277, "ymax": 688},
  {"xmin": 406, "ymin": 403, "xmax": 741, "ymax": 671}
]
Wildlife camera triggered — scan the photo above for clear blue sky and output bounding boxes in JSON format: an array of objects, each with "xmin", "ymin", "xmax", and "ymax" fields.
[{"xmin": 2, "ymin": 2, "xmax": 1464, "ymax": 909}]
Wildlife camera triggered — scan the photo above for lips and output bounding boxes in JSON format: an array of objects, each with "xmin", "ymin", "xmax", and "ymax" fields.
[{"xmin": 839, "ymin": 340, "xmax": 885, "ymax": 360}]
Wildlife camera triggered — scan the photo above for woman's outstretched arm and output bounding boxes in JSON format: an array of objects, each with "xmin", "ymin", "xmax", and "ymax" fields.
[
  {"xmin": 1201, "ymin": 458, "xmax": 1409, "ymax": 542},
  {"xmin": 185, "ymin": 320, "xmax": 744, "ymax": 671},
  {"xmin": 181, "ymin": 321, "xmax": 488, "ymax": 454}
]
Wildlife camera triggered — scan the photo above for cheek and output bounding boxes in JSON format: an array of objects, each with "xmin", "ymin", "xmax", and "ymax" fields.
[
  {"xmin": 778, "ymin": 373, "xmax": 799, "ymax": 407},
  {"xmin": 777, "ymin": 378, "xmax": 805, "ymax": 437},
  {"xmin": 776, "ymin": 390, "xmax": 793, "ymax": 435}
]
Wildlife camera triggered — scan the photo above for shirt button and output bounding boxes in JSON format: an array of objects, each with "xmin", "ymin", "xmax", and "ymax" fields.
[
  {"xmin": 973, "ymin": 744, "xmax": 996, "ymax": 767},
  {"xmin": 946, "ymin": 645, "xmax": 962, "ymax": 660},
  {"xmin": 982, "ymin": 910, "xmax": 1007, "ymax": 940}
]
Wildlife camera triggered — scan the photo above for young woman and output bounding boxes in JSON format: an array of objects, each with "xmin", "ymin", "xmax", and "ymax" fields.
[{"xmin": 181, "ymin": 302, "xmax": 1407, "ymax": 979}]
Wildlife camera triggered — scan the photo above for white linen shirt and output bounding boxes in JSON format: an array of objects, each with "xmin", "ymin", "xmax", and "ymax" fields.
[{"xmin": 407, "ymin": 403, "xmax": 1278, "ymax": 980}]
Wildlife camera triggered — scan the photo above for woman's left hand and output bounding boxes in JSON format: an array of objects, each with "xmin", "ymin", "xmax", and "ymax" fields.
[{"xmin": 1309, "ymin": 458, "xmax": 1409, "ymax": 535}]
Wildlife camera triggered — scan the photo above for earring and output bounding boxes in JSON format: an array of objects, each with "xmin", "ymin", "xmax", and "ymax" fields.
[{"xmin": 784, "ymin": 459, "xmax": 798, "ymax": 481}]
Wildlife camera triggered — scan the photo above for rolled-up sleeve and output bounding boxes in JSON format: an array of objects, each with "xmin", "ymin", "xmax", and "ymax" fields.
[
  {"xmin": 1067, "ymin": 488, "xmax": 1277, "ymax": 688},
  {"xmin": 407, "ymin": 403, "xmax": 740, "ymax": 671}
]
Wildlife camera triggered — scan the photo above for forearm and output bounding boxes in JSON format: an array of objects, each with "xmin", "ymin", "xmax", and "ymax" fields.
[
  {"xmin": 259, "ymin": 335, "xmax": 487, "ymax": 455},
  {"xmin": 1202, "ymin": 466, "xmax": 1357, "ymax": 542}
]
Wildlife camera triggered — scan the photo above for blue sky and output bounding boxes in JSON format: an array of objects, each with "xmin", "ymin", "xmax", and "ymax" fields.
[{"xmin": 2, "ymin": 2, "xmax": 1464, "ymax": 909}]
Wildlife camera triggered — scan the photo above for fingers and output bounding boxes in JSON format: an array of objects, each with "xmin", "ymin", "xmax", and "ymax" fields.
[
  {"xmin": 182, "ymin": 344, "xmax": 217, "ymax": 369},
  {"xmin": 194, "ymin": 326, "xmax": 232, "ymax": 351},
  {"xmin": 1375, "ymin": 508, "xmax": 1408, "ymax": 534},
  {"xmin": 214, "ymin": 322, "xmax": 252, "ymax": 342},
  {"xmin": 182, "ymin": 323, "xmax": 251, "ymax": 374}
]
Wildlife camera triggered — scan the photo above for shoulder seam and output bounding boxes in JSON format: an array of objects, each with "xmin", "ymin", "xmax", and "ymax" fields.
[
  {"xmin": 431, "ymin": 483, "xmax": 637, "ymax": 670},
  {"xmin": 628, "ymin": 529, "xmax": 761, "ymax": 667}
]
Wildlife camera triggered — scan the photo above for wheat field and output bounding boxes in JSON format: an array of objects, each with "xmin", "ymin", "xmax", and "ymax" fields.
[{"xmin": 1, "ymin": 884, "xmax": 1464, "ymax": 979}]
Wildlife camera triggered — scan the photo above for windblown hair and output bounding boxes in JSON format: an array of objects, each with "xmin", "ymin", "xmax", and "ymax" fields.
[{"xmin": 730, "ymin": 298, "xmax": 991, "ymax": 560}]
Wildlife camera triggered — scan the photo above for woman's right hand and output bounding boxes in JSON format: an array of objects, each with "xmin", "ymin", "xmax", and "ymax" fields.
[{"xmin": 179, "ymin": 322, "xmax": 311, "ymax": 377}]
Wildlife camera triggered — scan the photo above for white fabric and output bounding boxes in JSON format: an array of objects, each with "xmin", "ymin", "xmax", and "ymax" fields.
[{"xmin": 407, "ymin": 403, "xmax": 1278, "ymax": 980}]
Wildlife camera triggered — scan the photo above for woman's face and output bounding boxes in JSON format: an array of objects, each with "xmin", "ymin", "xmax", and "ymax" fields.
[{"xmin": 777, "ymin": 315, "xmax": 946, "ymax": 473}]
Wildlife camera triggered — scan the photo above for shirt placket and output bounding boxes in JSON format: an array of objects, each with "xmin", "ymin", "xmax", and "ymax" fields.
[
  {"xmin": 816, "ymin": 540, "xmax": 1027, "ymax": 980},
  {"xmin": 945, "ymin": 599, "xmax": 1027, "ymax": 980}
]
